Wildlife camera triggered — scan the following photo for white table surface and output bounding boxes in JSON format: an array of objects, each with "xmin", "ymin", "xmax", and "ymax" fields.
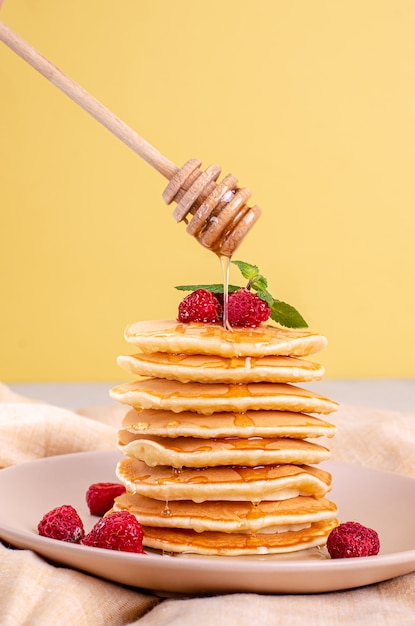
[{"xmin": 9, "ymin": 379, "xmax": 415, "ymax": 412}]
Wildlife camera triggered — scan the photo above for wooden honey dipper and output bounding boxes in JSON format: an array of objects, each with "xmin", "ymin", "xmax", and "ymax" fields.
[{"xmin": 0, "ymin": 21, "xmax": 261, "ymax": 257}]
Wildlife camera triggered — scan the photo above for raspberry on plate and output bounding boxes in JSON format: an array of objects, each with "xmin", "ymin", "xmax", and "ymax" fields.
[
  {"xmin": 82, "ymin": 510, "xmax": 145, "ymax": 553},
  {"xmin": 227, "ymin": 288, "xmax": 270, "ymax": 327},
  {"xmin": 37, "ymin": 504, "xmax": 85, "ymax": 543},
  {"xmin": 86, "ymin": 482, "xmax": 126, "ymax": 517},
  {"xmin": 327, "ymin": 521, "xmax": 380, "ymax": 558},
  {"xmin": 178, "ymin": 288, "xmax": 222, "ymax": 323}
]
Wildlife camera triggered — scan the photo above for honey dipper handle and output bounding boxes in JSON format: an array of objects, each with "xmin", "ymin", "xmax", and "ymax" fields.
[{"xmin": 0, "ymin": 21, "xmax": 178, "ymax": 180}]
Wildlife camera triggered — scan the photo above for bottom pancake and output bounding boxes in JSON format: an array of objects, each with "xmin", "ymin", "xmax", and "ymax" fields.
[{"xmin": 138, "ymin": 519, "xmax": 338, "ymax": 555}]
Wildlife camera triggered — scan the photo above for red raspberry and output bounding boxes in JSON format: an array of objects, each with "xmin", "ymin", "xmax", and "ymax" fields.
[
  {"xmin": 227, "ymin": 288, "xmax": 270, "ymax": 327},
  {"xmin": 178, "ymin": 288, "xmax": 222, "ymax": 323},
  {"xmin": 37, "ymin": 505, "xmax": 85, "ymax": 543},
  {"xmin": 82, "ymin": 511, "xmax": 145, "ymax": 553},
  {"xmin": 86, "ymin": 482, "xmax": 126, "ymax": 517},
  {"xmin": 327, "ymin": 521, "xmax": 380, "ymax": 559}
]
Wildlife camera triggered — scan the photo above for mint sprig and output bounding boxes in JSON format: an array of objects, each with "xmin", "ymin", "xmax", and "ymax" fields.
[
  {"xmin": 231, "ymin": 261, "xmax": 308, "ymax": 328},
  {"xmin": 175, "ymin": 260, "xmax": 308, "ymax": 328}
]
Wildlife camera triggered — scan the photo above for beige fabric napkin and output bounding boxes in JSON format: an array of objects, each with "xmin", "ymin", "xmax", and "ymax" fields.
[
  {"xmin": 0, "ymin": 382, "xmax": 160, "ymax": 625},
  {"xmin": 1, "ymin": 381, "xmax": 415, "ymax": 626}
]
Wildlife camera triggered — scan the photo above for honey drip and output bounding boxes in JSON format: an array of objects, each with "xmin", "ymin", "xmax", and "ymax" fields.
[
  {"xmin": 233, "ymin": 413, "xmax": 255, "ymax": 428},
  {"xmin": 246, "ymin": 503, "xmax": 265, "ymax": 521},
  {"xmin": 219, "ymin": 254, "xmax": 232, "ymax": 330},
  {"xmin": 162, "ymin": 501, "xmax": 172, "ymax": 517}
]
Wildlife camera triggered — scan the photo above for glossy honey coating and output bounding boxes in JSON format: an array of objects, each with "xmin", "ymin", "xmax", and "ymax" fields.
[
  {"xmin": 139, "ymin": 519, "xmax": 339, "ymax": 556},
  {"xmin": 113, "ymin": 493, "xmax": 338, "ymax": 534},
  {"xmin": 113, "ymin": 315, "xmax": 338, "ymax": 554},
  {"xmin": 121, "ymin": 408, "xmax": 336, "ymax": 439},
  {"xmin": 118, "ymin": 430, "xmax": 331, "ymax": 468},
  {"xmin": 110, "ymin": 379, "xmax": 338, "ymax": 415},
  {"xmin": 116, "ymin": 458, "xmax": 333, "ymax": 503},
  {"xmin": 123, "ymin": 320, "xmax": 328, "ymax": 358},
  {"xmin": 117, "ymin": 352, "xmax": 325, "ymax": 384}
]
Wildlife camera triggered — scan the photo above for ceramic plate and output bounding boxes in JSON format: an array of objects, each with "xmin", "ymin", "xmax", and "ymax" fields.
[{"xmin": 1, "ymin": 451, "xmax": 415, "ymax": 595}]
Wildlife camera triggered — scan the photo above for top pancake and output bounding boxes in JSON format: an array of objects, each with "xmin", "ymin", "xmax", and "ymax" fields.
[
  {"xmin": 124, "ymin": 320, "xmax": 327, "ymax": 358},
  {"xmin": 117, "ymin": 352, "xmax": 325, "ymax": 384}
]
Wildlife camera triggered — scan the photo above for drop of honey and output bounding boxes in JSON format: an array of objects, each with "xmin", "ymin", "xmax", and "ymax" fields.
[
  {"xmin": 162, "ymin": 501, "xmax": 172, "ymax": 517},
  {"xmin": 187, "ymin": 475, "xmax": 209, "ymax": 484},
  {"xmin": 233, "ymin": 413, "xmax": 255, "ymax": 428}
]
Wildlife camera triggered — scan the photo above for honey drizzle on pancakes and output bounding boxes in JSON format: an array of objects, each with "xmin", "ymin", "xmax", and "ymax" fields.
[{"xmin": 111, "ymin": 307, "xmax": 338, "ymax": 554}]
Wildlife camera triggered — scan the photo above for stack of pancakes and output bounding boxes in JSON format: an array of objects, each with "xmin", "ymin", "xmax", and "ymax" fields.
[{"xmin": 110, "ymin": 320, "xmax": 339, "ymax": 556}]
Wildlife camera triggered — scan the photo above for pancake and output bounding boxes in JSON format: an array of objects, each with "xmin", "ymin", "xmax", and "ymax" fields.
[
  {"xmin": 121, "ymin": 408, "xmax": 336, "ymax": 439},
  {"xmin": 110, "ymin": 379, "xmax": 338, "ymax": 415},
  {"xmin": 117, "ymin": 352, "xmax": 325, "ymax": 384},
  {"xmin": 113, "ymin": 493, "xmax": 338, "ymax": 534},
  {"xmin": 124, "ymin": 320, "xmax": 328, "ymax": 358},
  {"xmin": 116, "ymin": 458, "xmax": 333, "ymax": 502},
  {"xmin": 138, "ymin": 519, "xmax": 338, "ymax": 555},
  {"xmin": 118, "ymin": 430, "xmax": 331, "ymax": 468}
]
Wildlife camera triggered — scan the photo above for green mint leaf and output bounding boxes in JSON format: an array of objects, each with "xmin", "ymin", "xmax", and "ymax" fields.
[
  {"xmin": 255, "ymin": 288, "xmax": 274, "ymax": 307},
  {"xmin": 250, "ymin": 275, "xmax": 268, "ymax": 292},
  {"xmin": 175, "ymin": 284, "xmax": 240, "ymax": 294},
  {"xmin": 231, "ymin": 260, "xmax": 259, "ymax": 281},
  {"xmin": 270, "ymin": 300, "xmax": 308, "ymax": 329}
]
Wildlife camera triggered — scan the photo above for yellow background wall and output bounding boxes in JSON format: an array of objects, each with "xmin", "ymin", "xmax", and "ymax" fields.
[{"xmin": 1, "ymin": 0, "xmax": 414, "ymax": 382}]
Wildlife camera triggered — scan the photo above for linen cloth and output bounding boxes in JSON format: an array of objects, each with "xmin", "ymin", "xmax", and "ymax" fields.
[{"xmin": 1, "ymin": 381, "xmax": 415, "ymax": 626}]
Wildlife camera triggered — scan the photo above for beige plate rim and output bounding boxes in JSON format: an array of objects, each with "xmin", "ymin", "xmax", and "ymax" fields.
[{"xmin": 0, "ymin": 451, "xmax": 414, "ymax": 595}]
